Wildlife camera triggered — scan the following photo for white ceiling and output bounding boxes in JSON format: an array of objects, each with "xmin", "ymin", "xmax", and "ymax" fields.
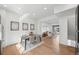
[
  {"xmin": 39, "ymin": 7, "xmax": 76, "ymax": 24},
  {"xmin": 0, "ymin": 4, "xmax": 77, "ymax": 20},
  {"xmin": 55, "ymin": 7, "xmax": 76, "ymax": 17},
  {"xmin": 0, "ymin": 4, "xmax": 68, "ymax": 20}
]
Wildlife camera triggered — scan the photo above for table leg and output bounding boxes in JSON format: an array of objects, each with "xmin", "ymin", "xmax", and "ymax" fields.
[
  {"xmin": 25, "ymin": 39, "xmax": 27, "ymax": 50},
  {"xmin": 0, "ymin": 40, "xmax": 1, "ymax": 55},
  {"xmin": 21, "ymin": 38, "xmax": 22, "ymax": 43},
  {"xmin": 39, "ymin": 36, "xmax": 41, "ymax": 42}
]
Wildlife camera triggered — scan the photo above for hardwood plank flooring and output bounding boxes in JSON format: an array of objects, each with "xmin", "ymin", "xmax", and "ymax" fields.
[
  {"xmin": 25, "ymin": 36, "xmax": 75, "ymax": 55},
  {"xmin": 2, "ymin": 43, "xmax": 24, "ymax": 55},
  {"xmin": 2, "ymin": 36, "xmax": 75, "ymax": 55},
  {"xmin": 59, "ymin": 44, "xmax": 75, "ymax": 55}
]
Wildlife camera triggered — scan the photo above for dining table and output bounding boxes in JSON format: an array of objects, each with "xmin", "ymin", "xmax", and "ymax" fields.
[{"xmin": 21, "ymin": 34, "xmax": 42, "ymax": 50}]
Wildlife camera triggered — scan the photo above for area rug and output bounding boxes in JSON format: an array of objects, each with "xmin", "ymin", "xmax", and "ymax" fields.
[{"xmin": 21, "ymin": 40, "xmax": 44, "ymax": 53}]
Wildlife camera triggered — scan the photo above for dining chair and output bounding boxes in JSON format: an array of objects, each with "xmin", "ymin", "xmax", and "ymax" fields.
[{"xmin": 29, "ymin": 35, "xmax": 35, "ymax": 44}]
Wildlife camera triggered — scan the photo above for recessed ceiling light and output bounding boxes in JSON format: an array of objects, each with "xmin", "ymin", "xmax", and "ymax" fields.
[
  {"xmin": 44, "ymin": 7, "xmax": 47, "ymax": 10},
  {"xmin": 3, "ymin": 5, "xmax": 7, "ymax": 7},
  {"xmin": 18, "ymin": 8, "xmax": 21, "ymax": 10}
]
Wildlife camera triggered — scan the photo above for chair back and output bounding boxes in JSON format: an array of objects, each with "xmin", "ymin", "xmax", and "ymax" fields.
[{"xmin": 29, "ymin": 35, "xmax": 35, "ymax": 43}]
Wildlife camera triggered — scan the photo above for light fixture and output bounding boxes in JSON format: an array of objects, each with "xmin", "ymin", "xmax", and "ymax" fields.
[
  {"xmin": 18, "ymin": 8, "xmax": 21, "ymax": 10},
  {"xmin": 3, "ymin": 5, "xmax": 7, "ymax": 7},
  {"xmin": 44, "ymin": 7, "xmax": 47, "ymax": 10}
]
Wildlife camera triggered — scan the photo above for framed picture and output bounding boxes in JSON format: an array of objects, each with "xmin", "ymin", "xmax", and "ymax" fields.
[
  {"xmin": 22, "ymin": 23, "xmax": 28, "ymax": 30},
  {"xmin": 30, "ymin": 24, "xmax": 35, "ymax": 30},
  {"xmin": 52, "ymin": 25, "xmax": 59, "ymax": 34},
  {"xmin": 10, "ymin": 21, "xmax": 19, "ymax": 31}
]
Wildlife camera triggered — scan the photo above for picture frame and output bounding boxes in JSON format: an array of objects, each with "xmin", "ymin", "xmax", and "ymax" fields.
[
  {"xmin": 10, "ymin": 21, "xmax": 19, "ymax": 31},
  {"xmin": 52, "ymin": 25, "xmax": 59, "ymax": 34},
  {"xmin": 22, "ymin": 23, "xmax": 28, "ymax": 30},
  {"xmin": 30, "ymin": 24, "xmax": 35, "ymax": 30}
]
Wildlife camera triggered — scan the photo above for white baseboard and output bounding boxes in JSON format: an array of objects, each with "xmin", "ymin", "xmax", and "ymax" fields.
[{"xmin": 60, "ymin": 39, "xmax": 75, "ymax": 47}]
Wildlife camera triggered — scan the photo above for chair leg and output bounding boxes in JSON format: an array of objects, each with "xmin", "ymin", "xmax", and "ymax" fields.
[
  {"xmin": 21, "ymin": 39, "xmax": 22, "ymax": 43},
  {"xmin": 25, "ymin": 40, "xmax": 27, "ymax": 50}
]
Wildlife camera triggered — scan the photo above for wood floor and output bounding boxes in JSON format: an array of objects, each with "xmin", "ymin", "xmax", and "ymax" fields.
[
  {"xmin": 59, "ymin": 44, "xmax": 75, "ymax": 55},
  {"xmin": 2, "ymin": 36, "xmax": 75, "ymax": 55},
  {"xmin": 25, "ymin": 36, "xmax": 75, "ymax": 55}
]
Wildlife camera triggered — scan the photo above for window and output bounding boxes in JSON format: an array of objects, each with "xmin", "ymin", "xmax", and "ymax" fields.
[{"xmin": 41, "ymin": 26, "xmax": 49, "ymax": 33}]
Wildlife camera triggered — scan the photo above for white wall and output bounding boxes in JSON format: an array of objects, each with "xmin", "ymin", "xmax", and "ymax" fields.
[
  {"xmin": 0, "ymin": 8, "xmax": 37, "ymax": 47},
  {"xmin": 59, "ymin": 15, "xmax": 76, "ymax": 47},
  {"xmin": 0, "ymin": 8, "xmax": 7, "ymax": 47},
  {"xmin": 68, "ymin": 15, "xmax": 75, "ymax": 40},
  {"xmin": 36, "ymin": 21, "xmax": 57, "ymax": 34},
  {"xmin": 59, "ymin": 17, "xmax": 68, "ymax": 45},
  {"xmin": 0, "ymin": 25, "xmax": 1, "ymax": 40},
  {"xmin": 0, "ymin": 8, "xmax": 21, "ymax": 47},
  {"xmin": 67, "ymin": 15, "xmax": 76, "ymax": 47},
  {"xmin": 36, "ymin": 15, "xmax": 59, "ymax": 34},
  {"xmin": 35, "ymin": 22, "xmax": 49, "ymax": 34}
]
